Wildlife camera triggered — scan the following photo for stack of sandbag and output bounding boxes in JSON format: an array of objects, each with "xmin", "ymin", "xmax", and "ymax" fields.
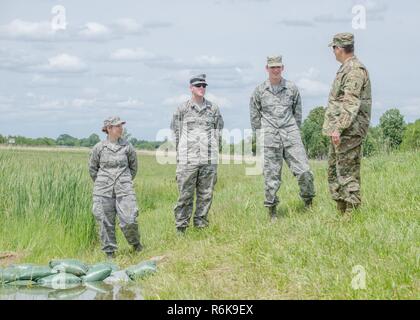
[{"xmin": 0, "ymin": 258, "xmax": 157, "ymax": 288}]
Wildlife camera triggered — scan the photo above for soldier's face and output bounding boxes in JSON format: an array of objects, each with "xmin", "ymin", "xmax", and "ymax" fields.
[
  {"xmin": 190, "ymin": 84, "xmax": 207, "ymax": 98},
  {"xmin": 332, "ymin": 46, "xmax": 343, "ymax": 61},
  {"xmin": 266, "ymin": 66, "xmax": 284, "ymax": 80},
  {"xmin": 108, "ymin": 124, "xmax": 123, "ymax": 138}
]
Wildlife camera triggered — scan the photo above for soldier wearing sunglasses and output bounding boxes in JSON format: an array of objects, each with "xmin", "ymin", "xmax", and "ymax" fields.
[{"xmin": 170, "ymin": 74, "xmax": 224, "ymax": 234}]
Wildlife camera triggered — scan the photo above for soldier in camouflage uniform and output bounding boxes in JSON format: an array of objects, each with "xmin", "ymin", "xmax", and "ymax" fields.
[
  {"xmin": 171, "ymin": 74, "xmax": 224, "ymax": 234},
  {"xmin": 250, "ymin": 56, "xmax": 315, "ymax": 220},
  {"xmin": 323, "ymin": 33, "xmax": 372, "ymax": 217},
  {"xmin": 89, "ymin": 116, "xmax": 143, "ymax": 258}
]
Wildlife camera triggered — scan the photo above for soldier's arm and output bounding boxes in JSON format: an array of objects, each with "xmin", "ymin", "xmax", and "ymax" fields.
[
  {"xmin": 250, "ymin": 89, "xmax": 262, "ymax": 131},
  {"xmin": 337, "ymin": 68, "xmax": 366, "ymax": 132},
  {"xmin": 170, "ymin": 108, "xmax": 180, "ymax": 151},
  {"xmin": 88, "ymin": 145, "xmax": 100, "ymax": 181},
  {"xmin": 292, "ymin": 88, "xmax": 303, "ymax": 128},
  {"xmin": 127, "ymin": 143, "xmax": 138, "ymax": 179}
]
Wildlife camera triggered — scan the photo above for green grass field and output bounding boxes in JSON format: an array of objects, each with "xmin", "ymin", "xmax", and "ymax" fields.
[{"xmin": 0, "ymin": 148, "xmax": 418, "ymax": 299}]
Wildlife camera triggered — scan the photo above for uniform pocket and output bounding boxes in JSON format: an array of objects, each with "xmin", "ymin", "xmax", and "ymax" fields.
[{"xmin": 92, "ymin": 196, "xmax": 104, "ymax": 219}]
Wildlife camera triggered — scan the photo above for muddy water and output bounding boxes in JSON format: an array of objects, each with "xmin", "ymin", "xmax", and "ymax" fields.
[{"xmin": 0, "ymin": 282, "xmax": 144, "ymax": 300}]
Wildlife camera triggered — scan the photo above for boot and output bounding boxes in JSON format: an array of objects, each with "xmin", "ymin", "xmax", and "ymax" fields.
[
  {"xmin": 132, "ymin": 243, "xmax": 143, "ymax": 253},
  {"xmin": 106, "ymin": 252, "xmax": 115, "ymax": 260},
  {"xmin": 268, "ymin": 206, "xmax": 277, "ymax": 222},
  {"xmin": 336, "ymin": 200, "xmax": 347, "ymax": 213},
  {"xmin": 176, "ymin": 226, "xmax": 187, "ymax": 235},
  {"xmin": 304, "ymin": 198, "xmax": 313, "ymax": 209}
]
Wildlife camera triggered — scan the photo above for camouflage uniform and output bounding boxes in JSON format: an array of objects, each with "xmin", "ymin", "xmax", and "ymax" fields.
[
  {"xmin": 171, "ymin": 74, "xmax": 224, "ymax": 229},
  {"xmin": 250, "ymin": 56, "xmax": 315, "ymax": 209},
  {"xmin": 89, "ymin": 116, "xmax": 141, "ymax": 254},
  {"xmin": 323, "ymin": 33, "xmax": 372, "ymax": 211}
]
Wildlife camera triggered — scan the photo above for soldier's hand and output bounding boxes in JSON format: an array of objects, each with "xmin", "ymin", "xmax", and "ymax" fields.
[{"xmin": 331, "ymin": 131, "xmax": 341, "ymax": 146}]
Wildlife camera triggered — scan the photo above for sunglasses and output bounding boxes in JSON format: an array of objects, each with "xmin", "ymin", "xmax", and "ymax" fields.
[{"xmin": 193, "ymin": 84, "xmax": 207, "ymax": 88}]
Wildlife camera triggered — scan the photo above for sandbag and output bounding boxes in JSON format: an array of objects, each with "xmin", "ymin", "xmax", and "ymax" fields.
[
  {"xmin": 16, "ymin": 266, "xmax": 56, "ymax": 281},
  {"xmin": 49, "ymin": 259, "xmax": 88, "ymax": 277},
  {"xmin": 6, "ymin": 280, "xmax": 37, "ymax": 287},
  {"xmin": 89, "ymin": 262, "xmax": 119, "ymax": 272},
  {"xmin": 81, "ymin": 265, "xmax": 112, "ymax": 282},
  {"xmin": 0, "ymin": 267, "xmax": 20, "ymax": 283},
  {"xmin": 37, "ymin": 273, "xmax": 82, "ymax": 289},
  {"xmin": 125, "ymin": 260, "xmax": 157, "ymax": 280},
  {"xmin": 103, "ymin": 270, "xmax": 131, "ymax": 284}
]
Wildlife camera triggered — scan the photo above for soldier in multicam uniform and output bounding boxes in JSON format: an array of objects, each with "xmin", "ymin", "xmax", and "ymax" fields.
[
  {"xmin": 323, "ymin": 33, "xmax": 372, "ymax": 218},
  {"xmin": 89, "ymin": 116, "xmax": 143, "ymax": 258},
  {"xmin": 171, "ymin": 74, "xmax": 224, "ymax": 234},
  {"xmin": 250, "ymin": 55, "xmax": 315, "ymax": 221}
]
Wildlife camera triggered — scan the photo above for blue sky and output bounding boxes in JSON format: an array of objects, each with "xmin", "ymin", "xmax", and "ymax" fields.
[{"xmin": 0, "ymin": 0, "xmax": 419, "ymax": 140}]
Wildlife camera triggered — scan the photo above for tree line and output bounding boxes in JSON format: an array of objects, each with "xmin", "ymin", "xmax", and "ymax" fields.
[
  {"xmin": 1, "ymin": 108, "xmax": 418, "ymax": 155},
  {"xmin": 300, "ymin": 107, "xmax": 420, "ymax": 159},
  {"xmin": 0, "ymin": 132, "xmax": 164, "ymax": 150}
]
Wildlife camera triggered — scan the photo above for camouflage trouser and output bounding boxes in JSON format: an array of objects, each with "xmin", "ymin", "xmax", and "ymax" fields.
[
  {"xmin": 263, "ymin": 143, "xmax": 315, "ymax": 207},
  {"xmin": 327, "ymin": 135, "xmax": 363, "ymax": 206},
  {"xmin": 174, "ymin": 164, "xmax": 218, "ymax": 228},
  {"xmin": 92, "ymin": 194, "xmax": 141, "ymax": 253}
]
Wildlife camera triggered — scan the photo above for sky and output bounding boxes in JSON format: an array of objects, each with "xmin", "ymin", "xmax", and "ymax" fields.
[{"xmin": 0, "ymin": 0, "xmax": 419, "ymax": 140}]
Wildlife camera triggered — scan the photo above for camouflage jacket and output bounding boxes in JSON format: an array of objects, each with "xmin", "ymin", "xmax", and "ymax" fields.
[
  {"xmin": 88, "ymin": 138, "xmax": 138, "ymax": 197},
  {"xmin": 170, "ymin": 98, "xmax": 224, "ymax": 165},
  {"xmin": 323, "ymin": 56, "xmax": 372, "ymax": 137},
  {"xmin": 250, "ymin": 78, "xmax": 302, "ymax": 147}
]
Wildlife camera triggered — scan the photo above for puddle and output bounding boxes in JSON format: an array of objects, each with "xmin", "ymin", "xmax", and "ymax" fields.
[{"xmin": 0, "ymin": 282, "xmax": 144, "ymax": 300}]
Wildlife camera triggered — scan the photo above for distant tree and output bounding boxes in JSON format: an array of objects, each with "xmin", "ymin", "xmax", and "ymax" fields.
[
  {"xmin": 301, "ymin": 106, "xmax": 330, "ymax": 159},
  {"xmin": 400, "ymin": 119, "xmax": 420, "ymax": 151},
  {"xmin": 34, "ymin": 137, "xmax": 56, "ymax": 146},
  {"xmin": 80, "ymin": 134, "xmax": 100, "ymax": 147},
  {"xmin": 56, "ymin": 134, "xmax": 80, "ymax": 146},
  {"xmin": 0, "ymin": 134, "xmax": 6, "ymax": 144},
  {"xmin": 362, "ymin": 126, "xmax": 385, "ymax": 157},
  {"xmin": 379, "ymin": 108, "xmax": 406, "ymax": 149}
]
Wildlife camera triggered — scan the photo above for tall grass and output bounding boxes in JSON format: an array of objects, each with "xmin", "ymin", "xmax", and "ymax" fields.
[{"xmin": 0, "ymin": 148, "xmax": 419, "ymax": 299}]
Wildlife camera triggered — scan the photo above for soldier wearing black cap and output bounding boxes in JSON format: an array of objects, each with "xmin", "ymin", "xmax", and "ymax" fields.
[{"xmin": 170, "ymin": 74, "xmax": 224, "ymax": 234}]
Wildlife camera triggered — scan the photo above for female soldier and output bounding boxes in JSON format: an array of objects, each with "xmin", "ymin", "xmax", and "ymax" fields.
[{"xmin": 88, "ymin": 116, "xmax": 143, "ymax": 259}]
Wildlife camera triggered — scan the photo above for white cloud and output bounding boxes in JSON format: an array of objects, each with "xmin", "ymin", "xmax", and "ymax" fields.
[
  {"xmin": 115, "ymin": 98, "xmax": 144, "ymax": 108},
  {"xmin": 0, "ymin": 18, "xmax": 169, "ymax": 43},
  {"xmin": 278, "ymin": 19, "xmax": 315, "ymax": 27},
  {"xmin": 40, "ymin": 54, "xmax": 87, "ymax": 73},
  {"xmin": 79, "ymin": 22, "xmax": 113, "ymax": 40},
  {"xmin": 294, "ymin": 67, "xmax": 330, "ymax": 98},
  {"xmin": 162, "ymin": 94, "xmax": 190, "ymax": 106},
  {"xmin": 110, "ymin": 48, "xmax": 156, "ymax": 61},
  {"xmin": 113, "ymin": 18, "xmax": 145, "ymax": 34},
  {"xmin": 194, "ymin": 55, "xmax": 224, "ymax": 66},
  {"xmin": 398, "ymin": 99, "xmax": 420, "ymax": 120},
  {"xmin": 0, "ymin": 19, "xmax": 56, "ymax": 41},
  {"xmin": 296, "ymin": 78, "xmax": 330, "ymax": 97},
  {"xmin": 30, "ymin": 74, "xmax": 59, "ymax": 86},
  {"xmin": 206, "ymin": 93, "xmax": 232, "ymax": 108},
  {"xmin": 71, "ymin": 98, "xmax": 97, "ymax": 108}
]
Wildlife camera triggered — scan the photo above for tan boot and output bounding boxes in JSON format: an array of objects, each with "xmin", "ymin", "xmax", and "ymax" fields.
[{"xmin": 336, "ymin": 200, "xmax": 347, "ymax": 213}]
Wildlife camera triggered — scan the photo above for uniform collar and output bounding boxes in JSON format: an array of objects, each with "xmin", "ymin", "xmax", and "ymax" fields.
[
  {"xmin": 264, "ymin": 78, "xmax": 287, "ymax": 92},
  {"xmin": 188, "ymin": 98, "xmax": 211, "ymax": 111},
  {"xmin": 338, "ymin": 55, "xmax": 357, "ymax": 72},
  {"xmin": 104, "ymin": 138, "xmax": 127, "ymax": 151}
]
